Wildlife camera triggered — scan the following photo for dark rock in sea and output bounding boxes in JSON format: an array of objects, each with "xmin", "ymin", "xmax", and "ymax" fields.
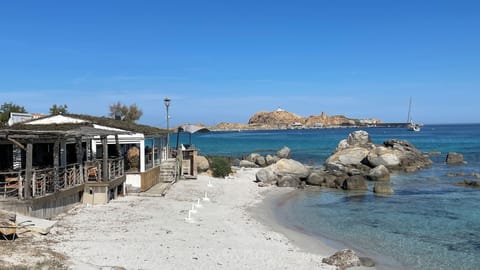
[
  {"xmin": 359, "ymin": 257, "xmax": 376, "ymax": 267},
  {"xmin": 373, "ymin": 182, "xmax": 394, "ymax": 194},
  {"xmin": 276, "ymin": 146, "xmax": 291, "ymax": 159},
  {"xmin": 367, "ymin": 165, "xmax": 390, "ymax": 181},
  {"xmin": 342, "ymin": 175, "xmax": 368, "ymax": 190},
  {"xmin": 456, "ymin": 180, "xmax": 480, "ymax": 188},
  {"xmin": 427, "ymin": 151, "xmax": 442, "ymax": 156},
  {"xmin": 446, "ymin": 152, "xmax": 465, "ymax": 164},
  {"xmin": 322, "ymin": 249, "xmax": 362, "ymax": 269}
]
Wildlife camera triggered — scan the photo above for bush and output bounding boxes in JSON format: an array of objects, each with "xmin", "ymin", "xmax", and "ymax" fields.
[{"xmin": 209, "ymin": 156, "xmax": 232, "ymax": 178}]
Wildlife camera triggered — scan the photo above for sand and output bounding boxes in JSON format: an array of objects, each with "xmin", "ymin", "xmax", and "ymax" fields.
[{"xmin": 43, "ymin": 168, "xmax": 339, "ymax": 270}]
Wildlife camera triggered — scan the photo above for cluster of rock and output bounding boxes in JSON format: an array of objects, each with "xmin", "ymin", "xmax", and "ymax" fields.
[
  {"xmin": 239, "ymin": 146, "xmax": 291, "ymax": 168},
  {"xmin": 252, "ymin": 130, "xmax": 433, "ymax": 194}
]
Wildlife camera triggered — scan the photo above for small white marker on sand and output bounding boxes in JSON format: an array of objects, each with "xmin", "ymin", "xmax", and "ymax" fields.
[
  {"xmin": 185, "ymin": 210, "xmax": 194, "ymax": 222},
  {"xmin": 202, "ymin": 191, "xmax": 210, "ymax": 202},
  {"xmin": 207, "ymin": 179, "xmax": 213, "ymax": 187},
  {"xmin": 196, "ymin": 198, "xmax": 203, "ymax": 208},
  {"xmin": 190, "ymin": 203, "xmax": 197, "ymax": 214}
]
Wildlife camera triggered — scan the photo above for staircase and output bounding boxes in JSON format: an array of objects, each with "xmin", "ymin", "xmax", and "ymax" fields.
[{"xmin": 159, "ymin": 158, "xmax": 178, "ymax": 183}]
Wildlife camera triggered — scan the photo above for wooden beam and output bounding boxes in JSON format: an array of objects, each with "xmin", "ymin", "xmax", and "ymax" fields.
[
  {"xmin": 24, "ymin": 141, "xmax": 33, "ymax": 199},
  {"xmin": 102, "ymin": 136, "xmax": 108, "ymax": 182},
  {"xmin": 6, "ymin": 137, "xmax": 26, "ymax": 151}
]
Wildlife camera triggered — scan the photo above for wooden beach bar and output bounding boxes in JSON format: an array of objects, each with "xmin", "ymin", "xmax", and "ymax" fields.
[{"xmin": 0, "ymin": 114, "xmax": 169, "ymax": 219}]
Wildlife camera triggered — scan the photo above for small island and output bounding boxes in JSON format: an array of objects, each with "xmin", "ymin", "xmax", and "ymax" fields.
[{"xmin": 209, "ymin": 108, "xmax": 383, "ymax": 131}]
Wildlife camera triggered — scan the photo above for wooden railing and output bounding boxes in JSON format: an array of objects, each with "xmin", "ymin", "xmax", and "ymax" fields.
[{"xmin": 0, "ymin": 158, "xmax": 125, "ymax": 199}]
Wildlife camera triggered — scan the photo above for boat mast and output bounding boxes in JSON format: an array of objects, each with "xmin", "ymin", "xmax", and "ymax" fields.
[{"xmin": 407, "ymin": 97, "xmax": 412, "ymax": 123}]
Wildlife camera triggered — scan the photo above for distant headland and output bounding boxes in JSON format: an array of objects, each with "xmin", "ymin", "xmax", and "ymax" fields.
[{"xmin": 208, "ymin": 108, "xmax": 386, "ymax": 131}]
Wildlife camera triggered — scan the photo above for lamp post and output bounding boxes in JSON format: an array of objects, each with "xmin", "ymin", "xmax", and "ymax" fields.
[{"xmin": 164, "ymin": 97, "xmax": 171, "ymax": 158}]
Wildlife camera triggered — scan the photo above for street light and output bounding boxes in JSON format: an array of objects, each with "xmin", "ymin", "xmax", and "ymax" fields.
[{"xmin": 164, "ymin": 97, "xmax": 171, "ymax": 158}]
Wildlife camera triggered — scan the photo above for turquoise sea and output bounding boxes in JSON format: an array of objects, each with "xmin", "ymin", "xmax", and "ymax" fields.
[{"xmin": 184, "ymin": 124, "xmax": 480, "ymax": 270}]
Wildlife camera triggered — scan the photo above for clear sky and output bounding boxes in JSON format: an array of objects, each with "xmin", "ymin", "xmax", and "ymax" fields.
[{"xmin": 1, "ymin": 0, "xmax": 479, "ymax": 127}]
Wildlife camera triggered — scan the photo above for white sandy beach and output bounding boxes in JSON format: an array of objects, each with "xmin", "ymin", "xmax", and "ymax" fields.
[{"xmin": 43, "ymin": 168, "xmax": 340, "ymax": 270}]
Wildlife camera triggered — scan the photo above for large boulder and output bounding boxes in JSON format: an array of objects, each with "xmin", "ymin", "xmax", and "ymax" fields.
[
  {"xmin": 326, "ymin": 147, "xmax": 370, "ymax": 166},
  {"xmin": 256, "ymin": 166, "xmax": 277, "ymax": 184},
  {"xmin": 274, "ymin": 159, "xmax": 310, "ymax": 179},
  {"xmin": 255, "ymin": 158, "xmax": 310, "ymax": 187},
  {"xmin": 277, "ymin": 175, "xmax": 301, "ymax": 187},
  {"xmin": 276, "ymin": 146, "xmax": 291, "ymax": 159},
  {"xmin": 342, "ymin": 175, "xmax": 368, "ymax": 190},
  {"xmin": 196, "ymin": 155, "xmax": 210, "ymax": 172},
  {"xmin": 446, "ymin": 152, "xmax": 464, "ymax": 164},
  {"xmin": 239, "ymin": 160, "xmax": 258, "ymax": 168},
  {"xmin": 322, "ymin": 249, "xmax": 362, "ymax": 269},
  {"xmin": 245, "ymin": 153, "xmax": 261, "ymax": 163},
  {"xmin": 265, "ymin": 154, "xmax": 280, "ymax": 165},
  {"xmin": 367, "ymin": 165, "xmax": 390, "ymax": 181},
  {"xmin": 367, "ymin": 146, "xmax": 401, "ymax": 168},
  {"xmin": 254, "ymin": 156, "xmax": 267, "ymax": 167},
  {"xmin": 347, "ymin": 130, "xmax": 371, "ymax": 146},
  {"xmin": 306, "ymin": 172, "xmax": 325, "ymax": 186}
]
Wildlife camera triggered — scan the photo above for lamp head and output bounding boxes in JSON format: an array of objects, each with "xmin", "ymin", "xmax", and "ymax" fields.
[{"xmin": 164, "ymin": 97, "xmax": 171, "ymax": 107}]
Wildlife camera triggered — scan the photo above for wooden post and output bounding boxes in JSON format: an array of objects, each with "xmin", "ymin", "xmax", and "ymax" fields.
[
  {"xmin": 115, "ymin": 135, "xmax": 122, "ymax": 157},
  {"xmin": 32, "ymin": 171, "xmax": 36, "ymax": 197},
  {"xmin": 102, "ymin": 136, "xmax": 108, "ymax": 181},
  {"xmin": 60, "ymin": 140, "xmax": 67, "ymax": 168},
  {"xmin": 75, "ymin": 137, "xmax": 84, "ymax": 184},
  {"xmin": 53, "ymin": 139, "xmax": 60, "ymax": 191},
  {"xmin": 24, "ymin": 141, "xmax": 33, "ymax": 199}
]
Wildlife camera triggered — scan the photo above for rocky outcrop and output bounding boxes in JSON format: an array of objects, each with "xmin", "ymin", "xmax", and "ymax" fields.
[
  {"xmin": 239, "ymin": 160, "xmax": 258, "ymax": 168},
  {"xmin": 319, "ymin": 131, "xmax": 432, "ymax": 193},
  {"xmin": 322, "ymin": 249, "xmax": 362, "ymax": 269},
  {"xmin": 446, "ymin": 152, "xmax": 465, "ymax": 164}
]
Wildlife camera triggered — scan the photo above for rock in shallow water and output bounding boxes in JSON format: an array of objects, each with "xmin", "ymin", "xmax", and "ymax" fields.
[{"xmin": 322, "ymin": 249, "xmax": 361, "ymax": 269}]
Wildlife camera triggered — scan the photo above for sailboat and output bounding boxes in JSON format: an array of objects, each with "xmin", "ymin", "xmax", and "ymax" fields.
[{"xmin": 407, "ymin": 97, "xmax": 421, "ymax": 132}]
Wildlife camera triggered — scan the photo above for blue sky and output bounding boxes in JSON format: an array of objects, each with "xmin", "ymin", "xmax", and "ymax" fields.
[{"xmin": 1, "ymin": 0, "xmax": 479, "ymax": 127}]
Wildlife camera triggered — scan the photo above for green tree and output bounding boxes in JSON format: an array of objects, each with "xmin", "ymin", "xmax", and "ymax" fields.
[
  {"xmin": 49, "ymin": 104, "xmax": 68, "ymax": 115},
  {"xmin": 109, "ymin": 101, "xmax": 143, "ymax": 122},
  {"xmin": 0, "ymin": 102, "xmax": 27, "ymax": 127}
]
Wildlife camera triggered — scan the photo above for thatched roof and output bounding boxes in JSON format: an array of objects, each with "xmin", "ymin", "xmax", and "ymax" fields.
[{"xmin": 0, "ymin": 114, "xmax": 168, "ymax": 138}]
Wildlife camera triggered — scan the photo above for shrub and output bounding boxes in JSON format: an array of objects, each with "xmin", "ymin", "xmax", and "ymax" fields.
[{"xmin": 209, "ymin": 156, "xmax": 232, "ymax": 178}]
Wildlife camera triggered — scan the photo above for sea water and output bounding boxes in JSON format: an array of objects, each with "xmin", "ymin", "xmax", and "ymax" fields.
[{"xmin": 188, "ymin": 124, "xmax": 480, "ymax": 270}]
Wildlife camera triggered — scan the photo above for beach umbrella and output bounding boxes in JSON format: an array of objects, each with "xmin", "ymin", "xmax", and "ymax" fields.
[{"xmin": 176, "ymin": 124, "xmax": 210, "ymax": 148}]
